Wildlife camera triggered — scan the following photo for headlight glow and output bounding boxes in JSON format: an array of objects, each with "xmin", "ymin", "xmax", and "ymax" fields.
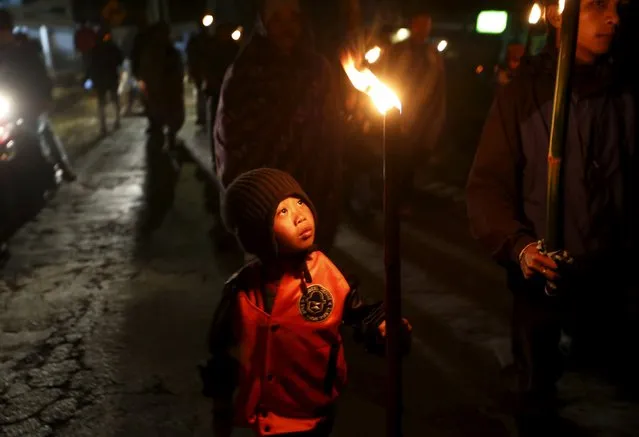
[{"xmin": 0, "ymin": 94, "xmax": 12, "ymax": 119}]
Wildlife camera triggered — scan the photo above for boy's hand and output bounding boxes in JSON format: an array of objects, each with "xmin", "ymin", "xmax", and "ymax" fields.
[
  {"xmin": 377, "ymin": 319, "xmax": 412, "ymax": 355},
  {"xmin": 378, "ymin": 319, "xmax": 412, "ymax": 337}
]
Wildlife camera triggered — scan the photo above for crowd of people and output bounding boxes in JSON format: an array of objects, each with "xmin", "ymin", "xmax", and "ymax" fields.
[
  {"xmin": 199, "ymin": 0, "xmax": 638, "ymax": 436},
  {"xmin": 3, "ymin": 0, "xmax": 637, "ymax": 435}
]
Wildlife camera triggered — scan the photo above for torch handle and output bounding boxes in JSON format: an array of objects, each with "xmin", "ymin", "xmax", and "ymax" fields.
[
  {"xmin": 545, "ymin": 0, "xmax": 581, "ymax": 252},
  {"xmin": 383, "ymin": 112, "xmax": 403, "ymax": 437}
]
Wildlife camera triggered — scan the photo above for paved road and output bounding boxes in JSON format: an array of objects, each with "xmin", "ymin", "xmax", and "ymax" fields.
[{"xmin": 1, "ymin": 111, "xmax": 638, "ymax": 436}]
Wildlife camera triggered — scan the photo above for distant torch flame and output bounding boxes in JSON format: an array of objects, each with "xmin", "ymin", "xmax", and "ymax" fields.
[
  {"xmin": 529, "ymin": 3, "xmax": 542, "ymax": 24},
  {"xmin": 364, "ymin": 46, "xmax": 381, "ymax": 64},
  {"xmin": 342, "ymin": 54, "xmax": 401, "ymax": 115},
  {"xmin": 559, "ymin": 0, "xmax": 565, "ymax": 13},
  {"xmin": 202, "ymin": 15, "xmax": 214, "ymax": 27}
]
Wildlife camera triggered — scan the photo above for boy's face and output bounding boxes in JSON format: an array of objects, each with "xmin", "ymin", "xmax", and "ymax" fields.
[{"xmin": 273, "ymin": 197, "xmax": 315, "ymax": 254}]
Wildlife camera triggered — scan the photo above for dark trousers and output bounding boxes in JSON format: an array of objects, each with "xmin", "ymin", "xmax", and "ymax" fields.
[
  {"xmin": 510, "ymin": 271, "xmax": 639, "ymax": 415},
  {"xmin": 35, "ymin": 115, "xmax": 73, "ymax": 173},
  {"xmin": 97, "ymin": 87, "xmax": 121, "ymax": 131}
]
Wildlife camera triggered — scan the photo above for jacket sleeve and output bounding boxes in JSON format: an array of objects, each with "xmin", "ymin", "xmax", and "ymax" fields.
[
  {"xmin": 466, "ymin": 84, "xmax": 536, "ymax": 266},
  {"xmin": 341, "ymin": 277, "xmax": 385, "ymax": 347},
  {"xmin": 199, "ymin": 282, "xmax": 239, "ymax": 413}
]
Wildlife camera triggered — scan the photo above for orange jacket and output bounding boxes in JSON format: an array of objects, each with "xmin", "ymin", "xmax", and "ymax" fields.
[{"xmin": 203, "ymin": 250, "xmax": 385, "ymax": 435}]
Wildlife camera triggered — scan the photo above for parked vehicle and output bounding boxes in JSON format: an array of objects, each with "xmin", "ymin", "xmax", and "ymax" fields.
[{"xmin": 0, "ymin": 86, "xmax": 61, "ymax": 258}]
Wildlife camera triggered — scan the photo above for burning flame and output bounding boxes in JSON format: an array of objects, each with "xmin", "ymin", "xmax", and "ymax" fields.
[
  {"xmin": 529, "ymin": 3, "xmax": 542, "ymax": 24},
  {"xmin": 559, "ymin": 0, "xmax": 565, "ymax": 13},
  {"xmin": 341, "ymin": 54, "xmax": 401, "ymax": 115}
]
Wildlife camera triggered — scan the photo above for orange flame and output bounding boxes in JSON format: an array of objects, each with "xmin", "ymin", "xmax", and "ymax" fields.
[{"xmin": 341, "ymin": 54, "xmax": 401, "ymax": 115}]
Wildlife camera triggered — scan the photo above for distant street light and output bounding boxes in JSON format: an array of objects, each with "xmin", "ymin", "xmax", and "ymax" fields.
[
  {"xmin": 436, "ymin": 40, "xmax": 448, "ymax": 52},
  {"xmin": 231, "ymin": 27, "xmax": 242, "ymax": 41},
  {"xmin": 202, "ymin": 15, "xmax": 214, "ymax": 27},
  {"xmin": 391, "ymin": 28, "xmax": 410, "ymax": 43}
]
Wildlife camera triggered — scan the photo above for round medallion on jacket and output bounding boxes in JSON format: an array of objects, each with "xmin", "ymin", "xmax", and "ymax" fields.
[{"xmin": 298, "ymin": 284, "xmax": 334, "ymax": 322}]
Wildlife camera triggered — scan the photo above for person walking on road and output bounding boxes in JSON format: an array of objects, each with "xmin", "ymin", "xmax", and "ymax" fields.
[
  {"xmin": 88, "ymin": 27, "xmax": 124, "ymax": 136},
  {"xmin": 214, "ymin": 0, "xmax": 342, "ymax": 253},
  {"xmin": 74, "ymin": 22, "xmax": 97, "ymax": 78},
  {"xmin": 186, "ymin": 18, "xmax": 215, "ymax": 126},
  {"xmin": 495, "ymin": 43, "xmax": 525, "ymax": 87},
  {"xmin": 467, "ymin": 0, "xmax": 637, "ymax": 434},
  {"xmin": 138, "ymin": 21, "xmax": 185, "ymax": 149},
  {"xmin": 200, "ymin": 168, "xmax": 411, "ymax": 437}
]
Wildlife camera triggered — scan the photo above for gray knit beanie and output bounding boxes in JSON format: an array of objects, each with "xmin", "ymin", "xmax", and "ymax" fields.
[{"xmin": 223, "ymin": 168, "xmax": 317, "ymax": 259}]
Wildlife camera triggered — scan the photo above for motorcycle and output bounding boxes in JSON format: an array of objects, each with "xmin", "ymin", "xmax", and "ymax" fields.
[{"xmin": 0, "ymin": 88, "xmax": 61, "ymax": 252}]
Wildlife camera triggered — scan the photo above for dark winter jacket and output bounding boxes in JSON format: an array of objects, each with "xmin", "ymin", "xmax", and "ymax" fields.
[
  {"xmin": 213, "ymin": 26, "xmax": 342, "ymax": 251},
  {"xmin": 202, "ymin": 39, "xmax": 239, "ymax": 97},
  {"xmin": 88, "ymin": 39, "xmax": 123, "ymax": 90},
  {"xmin": 467, "ymin": 48, "xmax": 637, "ymax": 282},
  {"xmin": 186, "ymin": 30, "xmax": 214, "ymax": 83},
  {"xmin": 199, "ymin": 249, "xmax": 397, "ymax": 423},
  {"xmin": 139, "ymin": 35, "xmax": 184, "ymax": 130},
  {"xmin": 130, "ymin": 27, "xmax": 150, "ymax": 78}
]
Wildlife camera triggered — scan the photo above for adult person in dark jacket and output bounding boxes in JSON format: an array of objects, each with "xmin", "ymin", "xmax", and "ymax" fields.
[
  {"xmin": 138, "ymin": 22, "xmax": 184, "ymax": 149},
  {"xmin": 203, "ymin": 22, "xmax": 239, "ymax": 142},
  {"xmin": 0, "ymin": 9, "xmax": 76, "ymax": 183},
  {"xmin": 466, "ymin": 0, "xmax": 636, "ymax": 433},
  {"xmin": 74, "ymin": 22, "xmax": 96, "ymax": 76},
  {"xmin": 129, "ymin": 16, "xmax": 150, "ymax": 116},
  {"xmin": 214, "ymin": 0, "xmax": 342, "ymax": 253},
  {"xmin": 186, "ymin": 19, "xmax": 214, "ymax": 126},
  {"xmin": 88, "ymin": 27, "xmax": 124, "ymax": 136},
  {"xmin": 495, "ymin": 43, "xmax": 525, "ymax": 87},
  {"xmin": 200, "ymin": 22, "xmax": 239, "ymax": 248}
]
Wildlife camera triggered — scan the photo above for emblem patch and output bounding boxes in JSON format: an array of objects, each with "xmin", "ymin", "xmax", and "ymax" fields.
[{"xmin": 299, "ymin": 284, "xmax": 334, "ymax": 322}]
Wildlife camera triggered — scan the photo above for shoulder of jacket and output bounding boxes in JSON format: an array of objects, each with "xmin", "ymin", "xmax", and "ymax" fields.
[
  {"xmin": 311, "ymin": 251, "xmax": 352, "ymax": 290},
  {"xmin": 224, "ymin": 260, "xmax": 261, "ymax": 290}
]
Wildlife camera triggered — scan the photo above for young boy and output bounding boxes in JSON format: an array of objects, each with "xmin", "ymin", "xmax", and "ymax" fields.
[{"xmin": 200, "ymin": 168, "xmax": 411, "ymax": 437}]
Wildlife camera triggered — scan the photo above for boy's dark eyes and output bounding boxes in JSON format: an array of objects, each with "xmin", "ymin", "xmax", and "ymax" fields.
[
  {"xmin": 297, "ymin": 199, "xmax": 304, "ymax": 205},
  {"xmin": 279, "ymin": 208, "xmax": 288, "ymax": 215}
]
